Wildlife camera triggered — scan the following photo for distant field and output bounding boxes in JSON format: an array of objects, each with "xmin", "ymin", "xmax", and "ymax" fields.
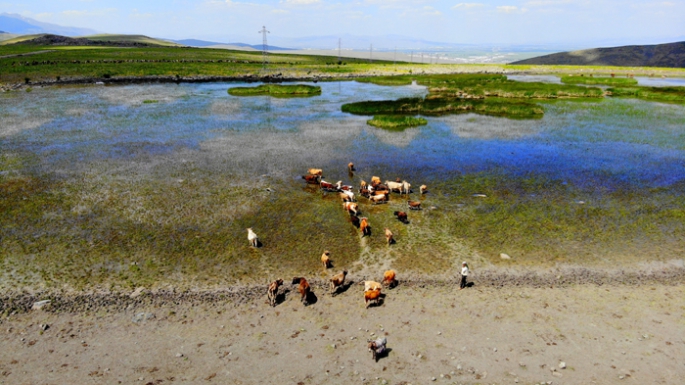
[{"xmin": 2, "ymin": 43, "xmax": 685, "ymax": 86}]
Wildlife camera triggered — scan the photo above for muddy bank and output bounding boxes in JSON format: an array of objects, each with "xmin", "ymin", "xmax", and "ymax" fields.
[{"xmin": 3, "ymin": 266, "xmax": 683, "ymax": 315}]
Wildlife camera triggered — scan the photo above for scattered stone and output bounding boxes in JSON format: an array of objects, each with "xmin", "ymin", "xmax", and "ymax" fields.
[
  {"xmin": 437, "ymin": 331, "xmax": 442, "ymax": 335},
  {"xmin": 500, "ymin": 253, "xmax": 511, "ymax": 260},
  {"xmin": 493, "ymin": 348, "xmax": 498, "ymax": 352},
  {"xmin": 473, "ymin": 194, "xmax": 487, "ymax": 198},
  {"xmin": 32, "ymin": 300, "xmax": 51, "ymax": 311},
  {"xmin": 176, "ymin": 353, "xmax": 184, "ymax": 358},
  {"xmin": 332, "ymin": 344, "xmax": 336, "ymax": 349},
  {"xmin": 515, "ymin": 379, "xmax": 519, "ymax": 383},
  {"xmin": 40, "ymin": 324, "xmax": 49, "ymax": 331},
  {"xmin": 418, "ymin": 354, "xmax": 423, "ymax": 359},
  {"xmin": 457, "ymin": 364, "xmax": 462, "ymax": 370},
  {"xmin": 552, "ymin": 371, "xmax": 563, "ymax": 378},
  {"xmin": 129, "ymin": 287, "xmax": 146, "ymax": 298},
  {"xmin": 619, "ymin": 375, "xmax": 625, "ymax": 380},
  {"xmin": 430, "ymin": 377, "xmax": 436, "ymax": 381},
  {"xmin": 132, "ymin": 312, "xmax": 156, "ymax": 323},
  {"xmin": 559, "ymin": 361, "xmax": 566, "ymax": 369}
]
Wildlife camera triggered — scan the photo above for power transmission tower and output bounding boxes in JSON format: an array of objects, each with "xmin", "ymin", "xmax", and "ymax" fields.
[
  {"xmin": 410, "ymin": 51, "xmax": 413, "ymax": 63},
  {"xmin": 394, "ymin": 46, "xmax": 396, "ymax": 65},
  {"xmin": 258, "ymin": 26, "xmax": 270, "ymax": 70},
  {"xmin": 338, "ymin": 38, "xmax": 341, "ymax": 63},
  {"xmin": 369, "ymin": 44, "xmax": 373, "ymax": 63}
]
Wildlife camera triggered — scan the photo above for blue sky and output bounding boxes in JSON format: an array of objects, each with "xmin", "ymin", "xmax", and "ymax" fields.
[{"xmin": 2, "ymin": 0, "xmax": 684, "ymax": 46}]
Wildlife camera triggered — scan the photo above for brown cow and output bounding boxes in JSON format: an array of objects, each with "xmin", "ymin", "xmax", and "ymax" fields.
[
  {"xmin": 382, "ymin": 270, "xmax": 397, "ymax": 288},
  {"xmin": 371, "ymin": 176, "xmax": 381, "ymax": 186},
  {"xmin": 302, "ymin": 174, "xmax": 321, "ymax": 184},
  {"xmin": 360, "ymin": 217, "xmax": 371, "ymax": 237},
  {"xmin": 369, "ymin": 193, "xmax": 388, "ymax": 205},
  {"xmin": 321, "ymin": 250, "xmax": 331, "ymax": 269},
  {"xmin": 394, "ymin": 211, "xmax": 408, "ymax": 224},
  {"xmin": 330, "ymin": 270, "xmax": 348, "ymax": 294},
  {"xmin": 292, "ymin": 277, "xmax": 311, "ymax": 305},
  {"xmin": 407, "ymin": 200, "xmax": 422, "ymax": 210},
  {"xmin": 420, "ymin": 184, "xmax": 428, "ymax": 194},
  {"xmin": 308, "ymin": 168, "xmax": 323, "ymax": 176},
  {"xmin": 350, "ymin": 215, "xmax": 361, "ymax": 228},
  {"xmin": 348, "ymin": 162, "xmax": 355, "ymax": 172},
  {"xmin": 267, "ymin": 278, "xmax": 283, "ymax": 307},
  {"xmin": 365, "ymin": 288, "xmax": 382, "ymax": 308}
]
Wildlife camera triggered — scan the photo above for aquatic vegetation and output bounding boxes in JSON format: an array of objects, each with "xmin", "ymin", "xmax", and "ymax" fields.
[
  {"xmin": 343, "ymin": 97, "xmax": 544, "ymax": 119},
  {"xmin": 607, "ymin": 86, "xmax": 685, "ymax": 103},
  {"xmin": 367, "ymin": 115, "xmax": 428, "ymax": 130},
  {"xmin": 228, "ymin": 84, "xmax": 322, "ymax": 97},
  {"xmin": 561, "ymin": 76, "xmax": 638, "ymax": 86}
]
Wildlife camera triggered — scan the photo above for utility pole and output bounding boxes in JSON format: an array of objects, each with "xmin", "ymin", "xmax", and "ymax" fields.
[
  {"xmin": 258, "ymin": 26, "xmax": 270, "ymax": 70},
  {"xmin": 338, "ymin": 38, "xmax": 341, "ymax": 63},
  {"xmin": 410, "ymin": 51, "xmax": 413, "ymax": 63},
  {"xmin": 394, "ymin": 46, "xmax": 396, "ymax": 65},
  {"xmin": 369, "ymin": 44, "xmax": 373, "ymax": 63}
]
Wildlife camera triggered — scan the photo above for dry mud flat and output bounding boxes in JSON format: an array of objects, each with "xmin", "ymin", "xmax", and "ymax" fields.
[{"xmin": 1, "ymin": 271, "xmax": 684, "ymax": 385}]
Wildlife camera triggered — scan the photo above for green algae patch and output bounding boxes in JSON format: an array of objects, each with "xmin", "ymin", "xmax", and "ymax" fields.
[
  {"xmin": 561, "ymin": 76, "xmax": 638, "ymax": 86},
  {"xmin": 228, "ymin": 84, "xmax": 321, "ymax": 97},
  {"xmin": 607, "ymin": 86, "xmax": 685, "ymax": 103},
  {"xmin": 367, "ymin": 115, "xmax": 428, "ymax": 130}
]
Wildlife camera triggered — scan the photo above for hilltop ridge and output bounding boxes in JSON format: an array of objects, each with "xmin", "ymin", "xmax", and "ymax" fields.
[{"xmin": 512, "ymin": 41, "xmax": 685, "ymax": 68}]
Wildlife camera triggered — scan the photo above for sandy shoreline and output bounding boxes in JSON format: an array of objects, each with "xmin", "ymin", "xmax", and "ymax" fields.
[{"xmin": 1, "ymin": 280, "xmax": 683, "ymax": 385}]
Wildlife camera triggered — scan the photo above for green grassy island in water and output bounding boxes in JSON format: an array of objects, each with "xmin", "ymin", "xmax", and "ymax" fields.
[{"xmin": 228, "ymin": 84, "xmax": 321, "ymax": 97}]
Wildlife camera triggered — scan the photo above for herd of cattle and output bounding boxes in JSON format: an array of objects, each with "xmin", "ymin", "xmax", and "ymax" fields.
[
  {"xmin": 251, "ymin": 163, "xmax": 429, "ymax": 361},
  {"xmin": 252, "ymin": 163, "xmax": 428, "ymax": 312}
]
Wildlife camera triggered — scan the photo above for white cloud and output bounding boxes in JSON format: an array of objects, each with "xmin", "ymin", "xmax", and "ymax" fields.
[
  {"xmin": 61, "ymin": 8, "xmax": 117, "ymax": 17},
  {"xmin": 281, "ymin": 0, "xmax": 321, "ymax": 5},
  {"xmin": 524, "ymin": 0, "xmax": 572, "ymax": 6},
  {"xmin": 272, "ymin": 9, "xmax": 289, "ymax": 13},
  {"xmin": 497, "ymin": 5, "xmax": 522, "ymax": 13},
  {"xmin": 452, "ymin": 2, "xmax": 485, "ymax": 9}
]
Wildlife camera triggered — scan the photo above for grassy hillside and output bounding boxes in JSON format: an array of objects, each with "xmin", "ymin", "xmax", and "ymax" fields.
[
  {"xmin": 82, "ymin": 34, "xmax": 181, "ymax": 47},
  {"xmin": 0, "ymin": 33, "xmax": 45, "ymax": 45},
  {"xmin": 513, "ymin": 41, "xmax": 685, "ymax": 68}
]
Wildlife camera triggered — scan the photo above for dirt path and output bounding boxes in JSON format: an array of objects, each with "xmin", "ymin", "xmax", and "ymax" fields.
[
  {"xmin": 1, "ymin": 282, "xmax": 683, "ymax": 385},
  {"xmin": 0, "ymin": 50, "xmax": 56, "ymax": 60}
]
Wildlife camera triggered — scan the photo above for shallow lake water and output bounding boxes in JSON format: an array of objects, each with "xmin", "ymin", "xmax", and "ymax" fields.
[{"xmin": 2, "ymin": 81, "xmax": 685, "ymax": 192}]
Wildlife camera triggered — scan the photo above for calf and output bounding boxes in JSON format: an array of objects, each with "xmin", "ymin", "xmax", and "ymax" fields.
[
  {"xmin": 350, "ymin": 215, "xmax": 361, "ymax": 228},
  {"xmin": 359, "ymin": 180, "xmax": 368, "ymax": 191},
  {"xmin": 308, "ymin": 168, "xmax": 323, "ymax": 176},
  {"xmin": 360, "ymin": 217, "xmax": 371, "ymax": 237},
  {"xmin": 371, "ymin": 176, "xmax": 381, "ymax": 186},
  {"xmin": 321, "ymin": 250, "xmax": 331, "ymax": 269},
  {"xmin": 401, "ymin": 181, "xmax": 411, "ymax": 195},
  {"xmin": 267, "ymin": 279, "xmax": 283, "ymax": 307},
  {"xmin": 343, "ymin": 202, "xmax": 359, "ymax": 216},
  {"xmin": 394, "ymin": 211, "xmax": 408, "ymax": 224},
  {"xmin": 368, "ymin": 337, "xmax": 387, "ymax": 362},
  {"xmin": 329, "ymin": 270, "xmax": 348, "ymax": 294},
  {"xmin": 420, "ymin": 184, "xmax": 428, "ymax": 194},
  {"xmin": 247, "ymin": 228, "xmax": 259, "ymax": 247},
  {"xmin": 365, "ymin": 287, "xmax": 382, "ymax": 308},
  {"xmin": 382, "ymin": 270, "xmax": 397, "ymax": 288},
  {"xmin": 348, "ymin": 162, "xmax": 355, "ymax": 172},
  {"xmin": 384, "ymin": 228, "xmax": 394, "ymax": 245},
  {"xmin": 339, "ymin": 189, "xmax": 355, "ymax": 202},
  {"xmin": 292, "ymin": 277, "xmax": 311, "ymax": 305},
  {"xmin": 369, "ymin": 193, "xmax": 388, "ymax": 205},
  {"xmin": 407, "ymin": 200, "xmax": 422, "ymax": 210}
]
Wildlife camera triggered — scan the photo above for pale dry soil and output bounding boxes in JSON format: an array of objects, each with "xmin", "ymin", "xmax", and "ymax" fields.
[{"xmin": 1, "ymin": 284, "xmax": 683, "ymax": 385}]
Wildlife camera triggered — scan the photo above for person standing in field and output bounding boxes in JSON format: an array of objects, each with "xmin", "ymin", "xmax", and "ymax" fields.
[{"xmin": 460, "ymin": 262, "xmax": 469, "ymax": 290}]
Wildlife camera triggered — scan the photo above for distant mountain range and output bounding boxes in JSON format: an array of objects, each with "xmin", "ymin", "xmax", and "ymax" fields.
[
  {"xmin": 173, "ymin": 39, "xmax": 294, "ymax": 51},
  {"xmin": 512, "ymin": 41, "xmax": 685, "ymax": 68},
  {"xmin": 0, "ymin": 13, "xmax": 97, "ymax": 36}
]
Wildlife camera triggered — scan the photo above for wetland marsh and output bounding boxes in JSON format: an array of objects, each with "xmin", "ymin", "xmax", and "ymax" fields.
[{"xmin": 1, "ymin": 79, "xmax": 685, "ymax": 292}]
